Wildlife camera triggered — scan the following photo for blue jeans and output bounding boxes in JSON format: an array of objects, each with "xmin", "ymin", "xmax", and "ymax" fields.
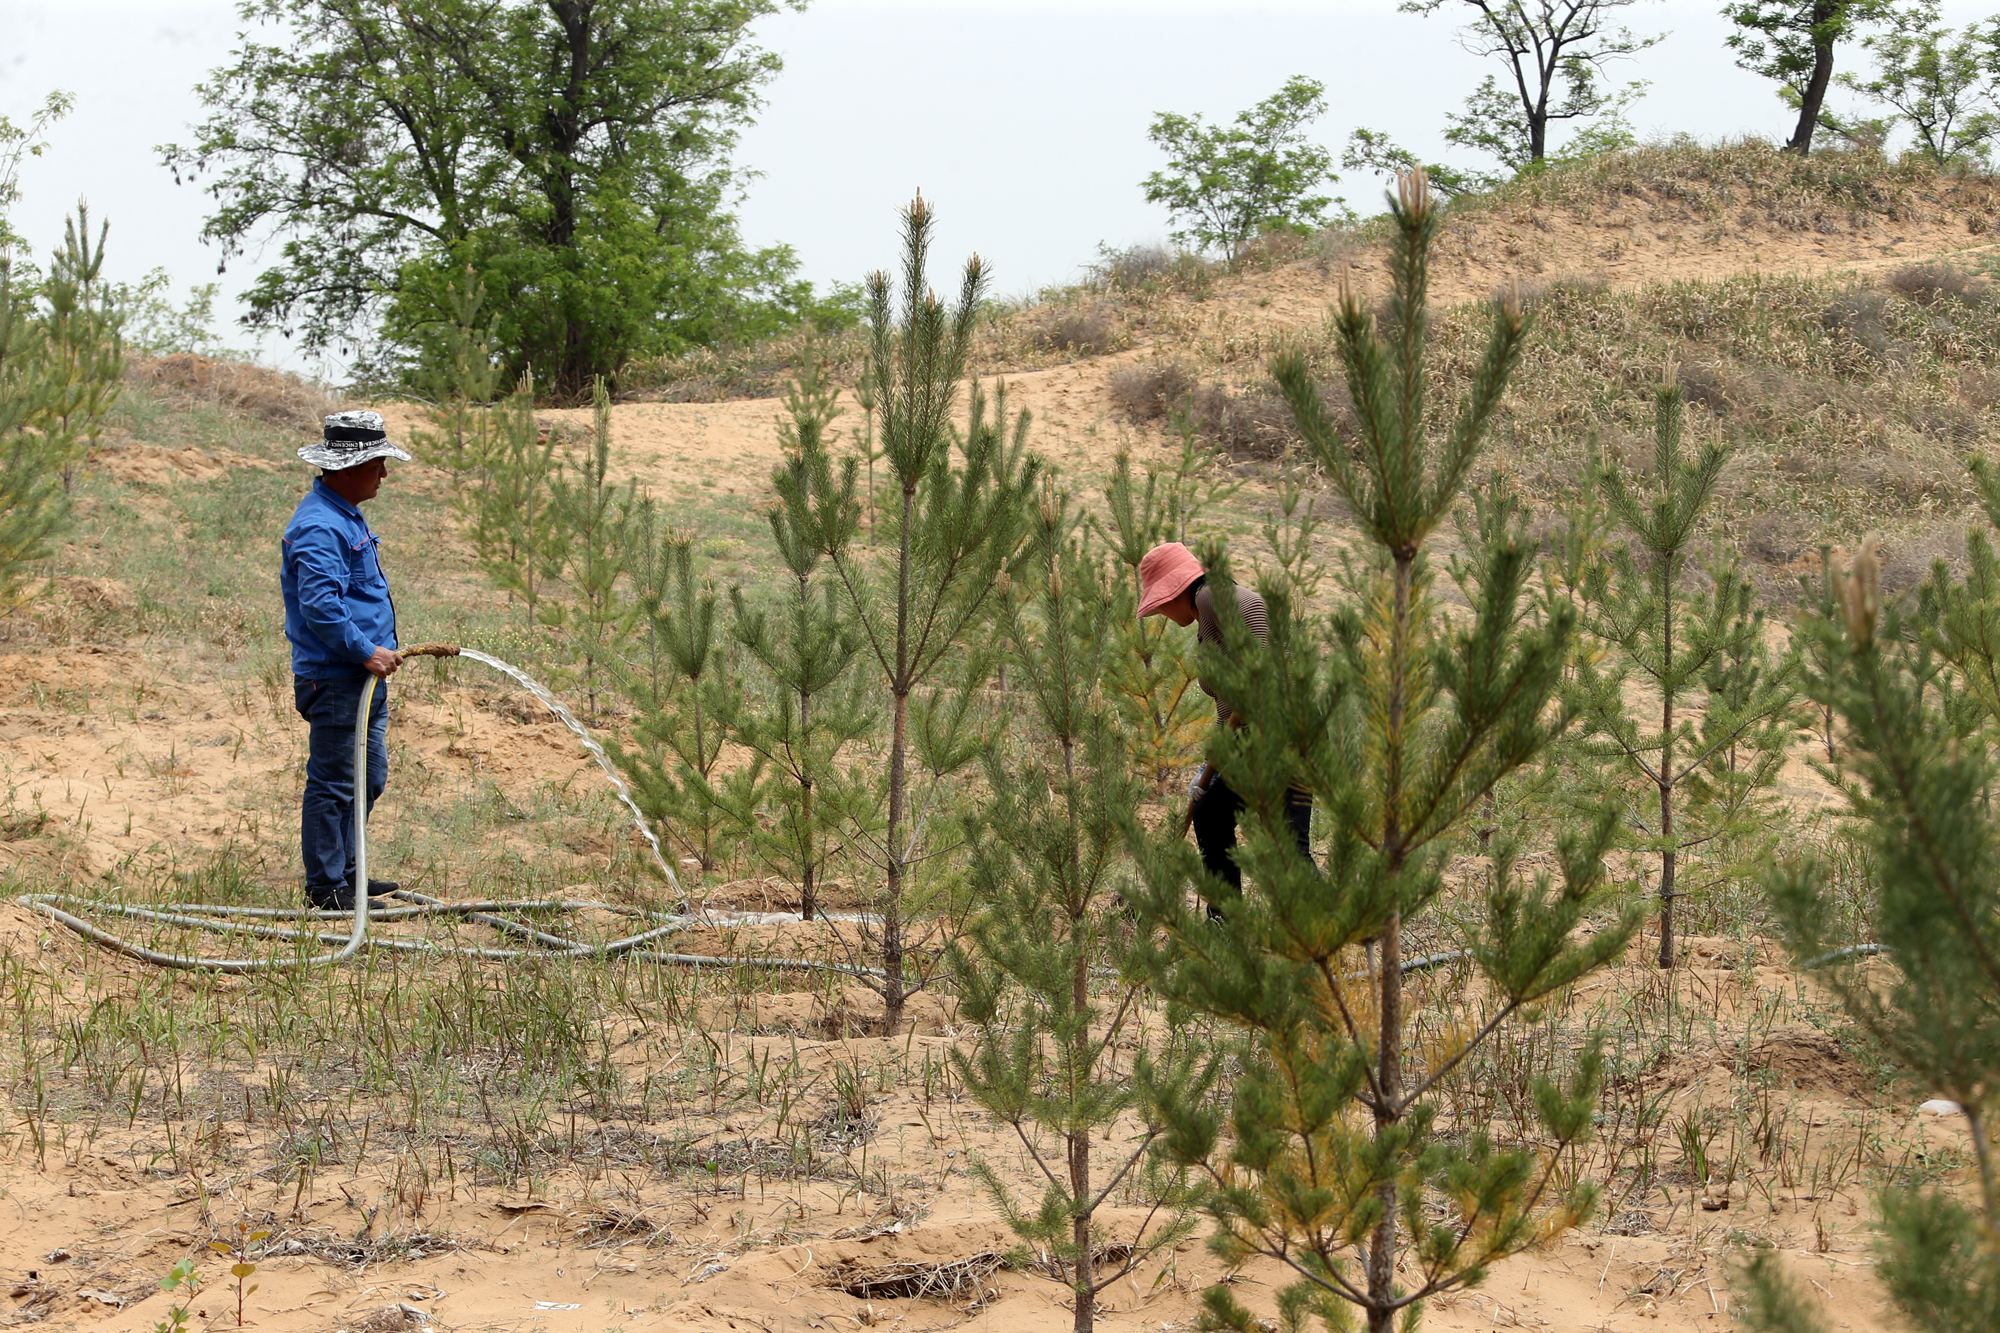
[{"xmin": 294, "ymin": 674, "xmax": 389, "ymax": 895}]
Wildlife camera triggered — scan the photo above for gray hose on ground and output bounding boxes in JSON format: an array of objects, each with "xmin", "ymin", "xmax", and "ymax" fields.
[
  {"xmin": 20, "ymin": 674, "xmax": 382, "ymax": 974},
  {"xmin": 19, "ymin": 670, "xmax": 882, "ymax": 978}
]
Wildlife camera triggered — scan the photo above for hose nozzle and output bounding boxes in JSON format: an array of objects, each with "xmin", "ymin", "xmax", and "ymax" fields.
[{"xmin": 402, "ymin": 643, "xmax": 461, "ymax": 658}]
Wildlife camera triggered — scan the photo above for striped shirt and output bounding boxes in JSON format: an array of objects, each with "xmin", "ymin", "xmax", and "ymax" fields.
[{"xmin": 1194, "ymin": 584, "xmax": 1269, "ymax": 728}]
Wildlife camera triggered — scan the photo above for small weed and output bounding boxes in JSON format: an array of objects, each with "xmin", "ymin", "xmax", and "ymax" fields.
[
  {"xmin": 208, "ymin": 1222, "xmax": 269, "ymax": 1327},
  {"xmin": 151, "ymin": 1257, "xmax": 203, "ymax": 1333}
]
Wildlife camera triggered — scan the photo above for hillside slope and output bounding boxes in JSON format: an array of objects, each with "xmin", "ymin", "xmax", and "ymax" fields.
[{"xmin": 440, "ymin": 142, "xmax": 2000, "ymax": 604}]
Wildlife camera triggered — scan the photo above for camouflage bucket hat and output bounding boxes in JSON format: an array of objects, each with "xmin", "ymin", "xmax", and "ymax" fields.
[{"xmin": 297, "ymin": 410, "xmax": 413, "ymax": 470}]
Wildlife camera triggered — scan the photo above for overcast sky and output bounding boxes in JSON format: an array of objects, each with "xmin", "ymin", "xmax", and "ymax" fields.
[{"xmin": 3, "ymin": 0, "xmax": 1990, "ymax": 375}]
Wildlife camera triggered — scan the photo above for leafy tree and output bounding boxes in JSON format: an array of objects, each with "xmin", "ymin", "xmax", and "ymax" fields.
[
  {"xmin": 0, "ymin": 90, "xmax": 72, "ymax": 256},
  {"xmin": 1125, "ymin": 171, "xmax": 1640, "ymax": 1333},
  {"xmin": 112, "ymin": 269, "xmax": 228, "ymax": 358},
  {"xmin": 951, "ymin": 482, "xmax": 1206, "ymax": 1333},
  {"xmin": 163, "ymin": 0, "xmax": 817, "ymax": 396},
  {"xmin": 1141, "ymin": 76, "xmax": 1341, "ymax": 257},
  {"xmin": 1840, "ymin": 3, "xmax": 2000, "ymax": 166},
  {"xmin": 1726, "ymin": 0, "xmax": 1892, "ymax": 153},
  {"xmin": 729, "ymin": 354, "xmax": 873, "ymax": 921},
  {"xmin": 1573, "ymin": 381, "xmax": 1794, "ymax": 968},
  {"xmin": 1733, "ymin": 517, "xmax": 2000, "ymax": 1331},
  {"xmin": 1341, "ymin": 128, "xmax": 1489, "ymax": 198},
  {"xmin": 781, "ymin": 195, "xmax": 1039, "ymax": 1036},
  {"xmin": 1401, "ymin": 0, "xmax": 1658, "ymax": 167}
]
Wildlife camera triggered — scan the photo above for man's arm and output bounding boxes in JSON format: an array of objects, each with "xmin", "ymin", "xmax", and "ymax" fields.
[{"xmin": 290, "ymin": 526, "xmax": 401, "ymax": 676}]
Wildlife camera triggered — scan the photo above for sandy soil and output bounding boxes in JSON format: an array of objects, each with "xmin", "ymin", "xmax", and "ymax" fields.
[
  {"xmin": 0, "ymin": 901, "xmax": 1961, "ymax": 1333},
  {"xmin": 0, "ymin": 629, "xmax": 609, "ymax": 887},
  {"xmin": 7, "ymin": 168, "xmax": 1998, "ymax": 1333}
]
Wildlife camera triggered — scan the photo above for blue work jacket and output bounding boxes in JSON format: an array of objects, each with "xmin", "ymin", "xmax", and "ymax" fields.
[{"xmin": 281, "ymin": 478, "xmax": 398, "ymax": 679}]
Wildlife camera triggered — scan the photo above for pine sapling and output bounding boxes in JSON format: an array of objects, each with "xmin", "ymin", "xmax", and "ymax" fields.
[
  {"xmin": 409, "ymin": 267, "xmax": 504, "ymax": 475},
  {"xmin": 0, "ymin": 258, "xmax": 66, "ymax": 602},
  {"xmin": 37, "ymin": 204, "xmax": 123, "ymax": 494},
  {"xmin": 613, "ymin": 524, "xmax": 747, "ymax": 881},
  {"xmin": 952, "ymin": 481, "xmax": 1207, "ymax": 1333},
  {"xmin": 1125, "ymin": 170, "xmax": 1641, "ymax": 1333},
  {"xmin": 550, "ymin": 378, "xmax": 639, "ymax": 725},
  {"xmin": 799, "ymin": 195, "xmax": 1038, "ymax": 1036},
  {"xmin": 1094, "ymin": 437, "xmax": 1239, "ymax": 792},
  {"xmin": 461, "ymin": 380, "xmax": 568, "ymax": 643},
  {"xmin": 1738, "ymin": 522, "xmax": 2000, "ymax": 1332},
  {"xmin": 731, "ymin": 353, "xmax": 873, "ymax": 920},
  {"xmin": 1576, "ymin": 378, "xmax": 1794, "ymax": 968}
]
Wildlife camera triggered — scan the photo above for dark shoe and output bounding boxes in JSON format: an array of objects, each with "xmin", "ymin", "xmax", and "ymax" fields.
[
  {"xmin": 305, "ymin": 882, "xmax": 356, "ymax": 912},
  {"xmin": 304, "ymin": 880, "xmax": 398, "ymax": 911}
]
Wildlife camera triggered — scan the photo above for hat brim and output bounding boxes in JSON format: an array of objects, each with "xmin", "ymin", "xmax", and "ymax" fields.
[
  {"xmin": 298, "ymin": 441, "xmax": 413, "ymax": 470},
  {"xmin": 1137, "ymin": 566, "xmax": 1202, "ymax": 618}
]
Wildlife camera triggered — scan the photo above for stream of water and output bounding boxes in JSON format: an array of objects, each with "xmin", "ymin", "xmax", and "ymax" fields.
[{"xmin": 456, "ymin": 649, "xmax": 682, "ymax": 896}]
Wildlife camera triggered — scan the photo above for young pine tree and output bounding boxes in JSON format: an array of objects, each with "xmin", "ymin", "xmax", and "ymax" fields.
[
  {"xmin": 729, "ymin": 356, "xmax": 873, "ymax": 921},
  {"xmin": 462, "ymin": 381, "xmax": 568, "ymax": 642},
  {"xmin": 951, "ymin": 482, "xmax": 1207, "ymax": 1333},
  {"xmin": 38, "ymin": 204, "xmax": 123, "ymax": 494},
  {"xmin": 1124, "ymin": 171, "xmax": 1640, "ymax": 1333},
  {"xmin": 550, "ymin": 379, "xmax": 639, "ymax": 725},
  {"xmin": 0, "ymin": 258, "xmax": 66, "ymax": 602},
  {"xmin": 1736, "ymin": 524, "xmax": 2000, "ymax": 1332},
  {"xmin": 784, "ymin": 195, "xmax": 1038, "ymax": 1036},
  {"xmin": 613, "ymin": 523, "xmax": 746, "ymax": 883},
  {"xmin": 1575, "ymin": 380, "xmax": 1794, "ymax": 969},
  {"xmin": 409, "ymin": 268, "xmax": 504, "ymax": 476}
]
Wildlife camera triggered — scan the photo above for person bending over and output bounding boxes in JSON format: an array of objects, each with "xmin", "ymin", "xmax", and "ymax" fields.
[
  {"xmin": 281, "ymin": 410, "xmax": 408, "ymax": 911},
  {"xmin": 1137, "ymin": 542, "xmax": 1312, "ymax": 910}
]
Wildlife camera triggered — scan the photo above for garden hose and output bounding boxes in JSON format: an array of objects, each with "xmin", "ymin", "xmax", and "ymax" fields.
[{"xmin": 20, "ymin": 643, "xmax": 880, "ymax": 978}]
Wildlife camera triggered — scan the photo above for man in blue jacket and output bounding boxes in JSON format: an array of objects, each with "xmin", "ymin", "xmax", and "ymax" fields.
[{"xmin": 282, "ymin": 410, "xmax": 409, "ymax": 910}]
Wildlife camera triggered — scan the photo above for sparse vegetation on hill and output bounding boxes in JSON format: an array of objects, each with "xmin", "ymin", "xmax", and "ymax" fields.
[{"xmin": 7, "ymin": 146, "xmax": 2000, "ymax": 1333}]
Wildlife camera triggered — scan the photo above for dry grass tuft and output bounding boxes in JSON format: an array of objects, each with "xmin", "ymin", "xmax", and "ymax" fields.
[
  {"xmin": 126, "ymin": 353, "xmax": 338, "ymax": 433},
  {"xmin": 819, "ymin": 1252, "xmax": 1003, "ymax": 1303},
  {"xmin": 1107, "ymin": 360, "xmax": 1307, "ymax": 460},
  {"xmin": 1888, "ymin": 261, "xmax": 1990, "ymax": 307},
  {"xmin": 1028, "ymin": 302, "xmax": 1125, "ymax": 357}
]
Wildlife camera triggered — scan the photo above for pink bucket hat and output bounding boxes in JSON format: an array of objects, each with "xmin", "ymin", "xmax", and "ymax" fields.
[{"xmin": 1137, "ymin": 542, "xmax": 1204, "ymax": 617}]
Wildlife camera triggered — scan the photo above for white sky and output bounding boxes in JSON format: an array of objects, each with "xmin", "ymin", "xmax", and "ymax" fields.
[{"xmin": 2, "ymin": 0, "xmax": 1990, "ymax": 375}]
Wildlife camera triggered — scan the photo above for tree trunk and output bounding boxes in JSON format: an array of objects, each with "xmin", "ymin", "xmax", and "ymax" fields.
[
  {"xmin": 881, "ymin": 484, "xmax": 917, "ymax": 1038},
  {"xmin": 1069, "ymin": 887, "xmax": 1093, "ymax": 1333},
  {"xmin": 883, "ymin": 686, "xmax": 909, "ymax": 1036},
  {"xmin": 800, "ymin": 569, "xmax": 818, "ymax": 924},
  {"xmin": 1787, "ymin": 13, "xmax": 1839, "ymax": 153},
  {"xmin": 1657, "ymin": 555, "xmax": 1677, "ymax": 971},
  {"xmin": 694, "ymin": 689, "xmax": 714, "ymax": 875},
  {"xmin": 1070, "ymin": 1128, "xmax": 1093, "ymax": 1333},
  {"xmin": 1366, "ymin": 551, "xmax": 1413, "ymax": 1333},
  {"xmin": 1657, "ymin": 790, "xmax": 1677, "ymax": 970}
]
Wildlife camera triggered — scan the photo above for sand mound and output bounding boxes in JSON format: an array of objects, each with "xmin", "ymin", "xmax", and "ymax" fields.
[
  {"xmin": 1747, "ymin": 1023, "xmax": 1875, "ymax": 1100},
  {"xmin": 95, "ymin": 439, "xmax": 277, "ymax": 486},
  {"xmin": 0, "ymin": 644, "xmax": 144, "ymax": 706},
  {"xmin": 1655, "ymin": 1023, "xmax": 1872, "ymax": 1102}
]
